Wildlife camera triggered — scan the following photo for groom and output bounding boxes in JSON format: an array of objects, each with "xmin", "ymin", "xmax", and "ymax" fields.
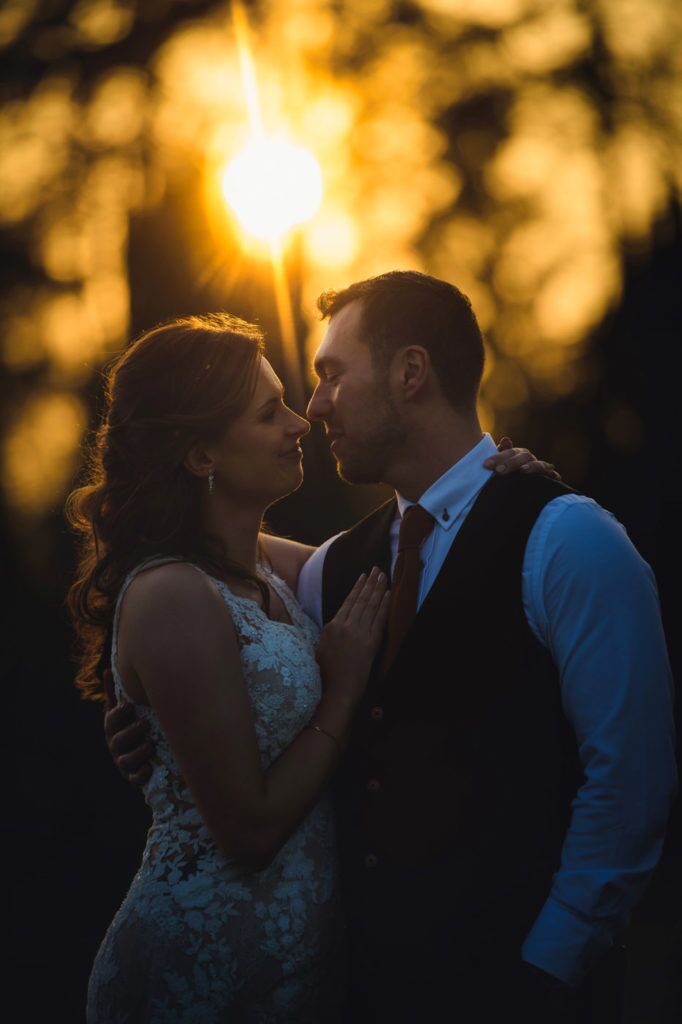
[
  {"xmin": 295, "ymin": 272, "xmax": 675, "ymax": 1022},
  {"xmin": 106, "ymin": 272, "xmax": 675, "ymax": 1022}
]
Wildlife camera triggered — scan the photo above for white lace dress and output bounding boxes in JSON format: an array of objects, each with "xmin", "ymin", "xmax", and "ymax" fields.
[{"xmin": 86, "ymin": 560, "xmax": 344, "ymax": 1023}]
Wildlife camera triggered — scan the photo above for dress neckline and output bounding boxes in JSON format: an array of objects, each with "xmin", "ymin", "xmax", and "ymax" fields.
[{"xmin": 212, "ymin": 565, "xmax": 299, "ymax": 630}]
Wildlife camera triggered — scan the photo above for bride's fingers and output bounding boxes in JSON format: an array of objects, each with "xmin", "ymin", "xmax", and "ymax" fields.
[
  {"xmin": 496, "ymin": 436, "xmax": 513, "ymax": 451},
  {"xmin": 346, "ymin": 568, "xmax": 385, "ymax": 626},
  {"xmin": 504, "ymin": 447, "xmax": 537, "ymax": 472},
  {"xmin": 522, "ymin": 460, "xmax": 561, "ymax": 479},
  {"xmin": 356, "ymin": 571, "xmax": 387, "ymax": 626},
  {"xmin": 371, "ymin": 591, "xmax": 391, "ymax": 637},
  {"xmin": 485, "ymin": 446, "xmax": 534, "ymax": 473},
  {"xmin": 487, "ymin": 447, "xmax": 563, "ymax": 480}
]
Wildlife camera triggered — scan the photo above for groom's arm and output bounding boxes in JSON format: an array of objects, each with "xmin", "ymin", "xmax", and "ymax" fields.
[
  {"xmin": 520, "ymin": 495, "xmax": 676, "ymax": 986},
  {"xmin": 259, "ymin": 534, "xmax": 317, "ymax": 593},
  {"xmin": 103, "ymin": 668, "xmax": 154, "ymax": 786}
]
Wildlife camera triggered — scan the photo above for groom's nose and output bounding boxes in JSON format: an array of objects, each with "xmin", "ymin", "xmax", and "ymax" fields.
[{"xmin": 306, "ymin": 384, "xmax": 328, "ymax": 423}]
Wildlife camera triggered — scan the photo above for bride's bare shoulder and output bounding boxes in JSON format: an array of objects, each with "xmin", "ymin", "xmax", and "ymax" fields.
[{"xmin": 123, "ymin": 562, "xmax": 229, "ymax": 626}]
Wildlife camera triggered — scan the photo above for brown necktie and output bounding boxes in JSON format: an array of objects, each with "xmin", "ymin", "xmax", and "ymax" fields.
[{"xmin": 380, "ymin": 503, "xmax": 435, "ymax": 675}]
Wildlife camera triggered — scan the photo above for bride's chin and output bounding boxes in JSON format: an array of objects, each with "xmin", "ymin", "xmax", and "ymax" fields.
[
  {"xmin": 268, "ymin": 467, "xmax": 305, "ymax": 505},
  {"xmin": 286, "ymin": 467, "xmax": 305, "ymax": 495}
]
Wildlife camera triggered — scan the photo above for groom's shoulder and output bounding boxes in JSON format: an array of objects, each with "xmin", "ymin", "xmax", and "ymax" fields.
[
  {"xmin": 488, "ymin": 471, "xmax": 574, "ymax": 502},
  {"xmin": 471, "ymin": 472, "xmax": 576, "ymax": 530}
]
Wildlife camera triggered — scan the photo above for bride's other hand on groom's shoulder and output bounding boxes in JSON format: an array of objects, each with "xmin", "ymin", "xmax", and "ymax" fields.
[{"xmin": 485, "ymin": 436, "xmax": 562, "ymax": 480}]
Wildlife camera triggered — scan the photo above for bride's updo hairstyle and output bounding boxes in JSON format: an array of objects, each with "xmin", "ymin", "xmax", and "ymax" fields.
[{"xmin": 67, "ymin": 312, "xmax": 266, "ymax": 702}]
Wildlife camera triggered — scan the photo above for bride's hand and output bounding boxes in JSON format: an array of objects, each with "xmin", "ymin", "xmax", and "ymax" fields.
[
  {"xmin": 316, "ymin": 567, "xmax": 390, "ymax": 709},
  {"xmin": 485, "ymin": 435, "xmax": 561, "ymax": 479}
]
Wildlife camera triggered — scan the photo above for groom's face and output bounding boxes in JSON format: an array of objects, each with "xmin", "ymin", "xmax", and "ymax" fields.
[{"xmin": 308, "ymin": 299, "xmax": 405, "ymax": 484}]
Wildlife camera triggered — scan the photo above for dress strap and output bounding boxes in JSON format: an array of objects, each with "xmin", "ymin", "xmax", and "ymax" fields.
[{"xmin": 260, "ymin": 563, "xmax": 301, "ymax": 626}]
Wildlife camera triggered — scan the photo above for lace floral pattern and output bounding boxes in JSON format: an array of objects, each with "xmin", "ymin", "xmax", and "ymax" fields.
[{"xmin": 86, "ymin": 561, "xmax": 344, "ymax": 1023}]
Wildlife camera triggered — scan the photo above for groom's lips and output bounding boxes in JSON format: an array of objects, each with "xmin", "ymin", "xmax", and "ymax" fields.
[{"xmin": 280, "ymin": 445, "xmax": 303, "ymax": 459}]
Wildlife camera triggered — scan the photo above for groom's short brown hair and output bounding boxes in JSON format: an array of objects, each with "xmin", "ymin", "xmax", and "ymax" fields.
[{"xmin": 317, "ymin": 270, "xmax": 485, "ymax": 413}]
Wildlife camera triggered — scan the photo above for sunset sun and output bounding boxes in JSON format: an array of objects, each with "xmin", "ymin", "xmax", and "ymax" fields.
[{"xmin": 221, "ymin": 138, "xmax": 323, "ymax": 243}]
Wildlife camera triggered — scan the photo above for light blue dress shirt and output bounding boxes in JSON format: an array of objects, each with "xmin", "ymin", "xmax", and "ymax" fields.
[{"xmin": 297, "ymin": 433, "xmax": 677, "ymax": 986}]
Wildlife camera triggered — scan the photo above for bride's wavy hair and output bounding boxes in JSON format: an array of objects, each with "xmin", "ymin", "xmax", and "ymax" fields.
[{"xmin": 66, "ymin": 312, "xmax": 267, "ymax": 703}]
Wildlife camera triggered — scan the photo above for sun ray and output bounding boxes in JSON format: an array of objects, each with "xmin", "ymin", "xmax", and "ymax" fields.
[
  {"xmin": 223, "ymin": 0, "xmax": 322, "ymax": 409},
  {"xmin": 230, "ymin": 0, "xmax": 264, "ymax": 139},
  {"xmin": 270, "ymin": 238, "xmax": 304, "ymax": 411}
]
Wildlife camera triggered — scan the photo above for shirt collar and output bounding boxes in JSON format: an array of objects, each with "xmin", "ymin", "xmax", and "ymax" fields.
[{"xmin": 396, "ymin": 433, "xmax": 498, "ymax": 530}]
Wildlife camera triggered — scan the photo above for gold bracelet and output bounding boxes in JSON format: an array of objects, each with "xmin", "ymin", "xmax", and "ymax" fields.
[{"xmin": 306, "ymin": 723, "xmax": 342, "ymax": 756}]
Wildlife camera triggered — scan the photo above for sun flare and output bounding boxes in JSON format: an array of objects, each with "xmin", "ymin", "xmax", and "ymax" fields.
[{"xmin": 221, "ymin": 138, "xmax": 323, "ymax": 242}]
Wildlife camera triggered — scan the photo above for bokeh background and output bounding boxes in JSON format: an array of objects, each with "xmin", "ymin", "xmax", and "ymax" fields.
[{"xmin": 2, "ymin": 1, "xmax": 680, "ymax": 1020}]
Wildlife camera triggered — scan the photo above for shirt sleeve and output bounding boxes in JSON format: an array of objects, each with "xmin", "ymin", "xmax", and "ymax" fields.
[
  {"xmin": 520, "ymin": 495, "xmax": 677, "ymax": 986},
  {"xmin": 295, "ymin": 533, "xmax": 341, "ymax": 629}
]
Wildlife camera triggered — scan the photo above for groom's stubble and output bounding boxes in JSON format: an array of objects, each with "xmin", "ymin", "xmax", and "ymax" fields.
[{"xmin": 331, "ymin": 379, "xmax": 407, "ymax": 486}]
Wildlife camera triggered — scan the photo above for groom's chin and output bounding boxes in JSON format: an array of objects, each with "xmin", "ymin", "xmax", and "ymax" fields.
[{"xmin": 334, "ymin": 457, "xmax": 382, "ymax": 486}]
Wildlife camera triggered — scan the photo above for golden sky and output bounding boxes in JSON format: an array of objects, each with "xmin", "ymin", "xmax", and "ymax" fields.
[{"xmin": 1, "ymin": 0, "xmax": 681, "ymax": 516}]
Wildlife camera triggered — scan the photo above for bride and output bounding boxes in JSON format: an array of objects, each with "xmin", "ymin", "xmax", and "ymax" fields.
[{"xmin": 67, "ymin": 313, "xmax": 389, "ymax": 1022}]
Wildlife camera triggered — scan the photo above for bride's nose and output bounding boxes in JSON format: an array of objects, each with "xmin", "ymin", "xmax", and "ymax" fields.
[{"xmin": 286, "ymin": 409, "xmax": 310, "ymax": 438}]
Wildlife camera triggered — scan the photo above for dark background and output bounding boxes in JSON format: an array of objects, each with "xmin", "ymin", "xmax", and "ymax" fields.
[{"xmin": 2, "ymin": 2, "xmax": 680, "ymax": 1021}]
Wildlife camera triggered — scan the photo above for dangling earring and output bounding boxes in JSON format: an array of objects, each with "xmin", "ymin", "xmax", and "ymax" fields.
[{"xmin": 208, "ymin": 470, "xmax": 215, "ymax": 495}]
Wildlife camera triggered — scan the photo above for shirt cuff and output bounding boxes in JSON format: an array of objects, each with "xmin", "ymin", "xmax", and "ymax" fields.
[{"xmin": 521, "ymin": 897, "xmax": 615, "ymax": 987}]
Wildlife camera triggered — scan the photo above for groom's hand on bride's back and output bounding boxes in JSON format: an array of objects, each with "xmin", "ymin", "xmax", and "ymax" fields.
[{"xmin": 103, "ymin": 668, "xmax": 155, "ymax": 786}]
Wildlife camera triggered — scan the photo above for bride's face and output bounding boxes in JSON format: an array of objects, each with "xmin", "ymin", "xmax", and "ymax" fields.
[{"xmin": 208, "ymin": 358, "xmax": 310, "ymax": 506}]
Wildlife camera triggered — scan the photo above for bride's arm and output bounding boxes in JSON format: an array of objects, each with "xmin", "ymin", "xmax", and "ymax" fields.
[
  {"xmin": 119, "ymin": 561, "xmax": 387, "ymax": 870},
  {"xmin": 259, "ymin": 534, "xmax": 317, "ymax": 592}
]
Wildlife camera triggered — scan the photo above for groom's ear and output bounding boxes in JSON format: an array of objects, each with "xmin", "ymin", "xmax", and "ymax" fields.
[
  {"xmin": 184, "ymin": 444, "xmax": 213, "ymax": 479},
  {"xmin": 394, "ymin": 345, "xmax": 430, "ymax": 400}
]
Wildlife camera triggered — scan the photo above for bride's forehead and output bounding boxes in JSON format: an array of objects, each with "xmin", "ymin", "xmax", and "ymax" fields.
[
  {"xmin": 257, "ymin": 358, "xmax": 281, "ymax": 388},
  {"xmin": 249, "ymin": 358, "xmax": 283, "ymax": 400}
]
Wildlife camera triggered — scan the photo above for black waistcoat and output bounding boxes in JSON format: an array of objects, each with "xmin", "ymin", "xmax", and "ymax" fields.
[{"xmin": 322, "ymin": 473, "xmax": 582, "ymax": 974}]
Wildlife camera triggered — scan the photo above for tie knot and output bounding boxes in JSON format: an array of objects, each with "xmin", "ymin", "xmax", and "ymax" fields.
[{"xmin": 398, "ymin": 504, "xmax": 435, "ymax": 551}]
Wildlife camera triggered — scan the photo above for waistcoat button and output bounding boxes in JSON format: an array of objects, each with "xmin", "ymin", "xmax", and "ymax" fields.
[
  {"xmin": 366, "ymin": 778, "xmax": 381, "ymax": 794},
  {"xmin": 370, "ymin": 705, "xmax": 384, "ymax": 721},
  {"xmin": 364, "ymin": 852, "xmax": 379, "ymax": 868}
]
